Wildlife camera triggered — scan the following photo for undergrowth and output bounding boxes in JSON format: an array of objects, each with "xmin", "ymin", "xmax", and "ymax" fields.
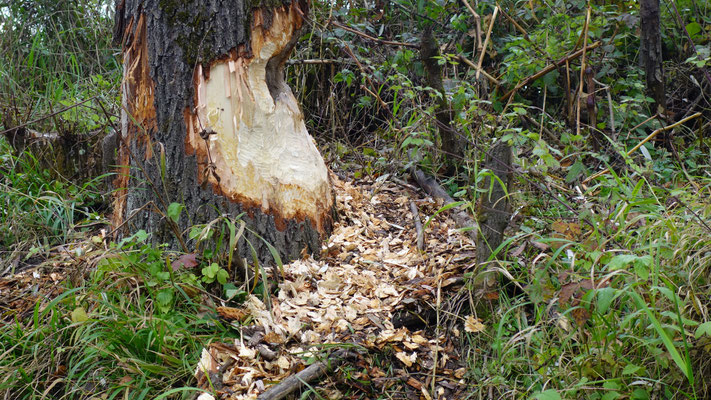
[{"xmin": 0, "ymin": 231, "xmax": 238, "ymax": 400}]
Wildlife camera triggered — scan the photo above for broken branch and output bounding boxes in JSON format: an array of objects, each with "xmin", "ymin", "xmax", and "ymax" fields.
[
  {"xmin": 410, "ymin": 201, "xmax": 425, "ymax": 251},
  {"xmin": 257, "ymin": 351, "xmax": 354, "ymax": 400},
  {"xmin": 410, "ymin": 168, "xmax": 478, "ymax": 243}
]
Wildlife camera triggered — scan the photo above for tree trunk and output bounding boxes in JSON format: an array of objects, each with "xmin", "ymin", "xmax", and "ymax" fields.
[
  {"xmin": 475, "ymin": 139, "xmax": 512, "ymax": 296},
  {"xmin": 420, "ymin": 26, "xmax": 465, "ymax": 174},
  {"xmin": 640, "ymin": 0, "xmax": 666, "ymax": 115},
  {"xmin": 112, "ymin": 0, "xmax": 334, "ymax": 263}
]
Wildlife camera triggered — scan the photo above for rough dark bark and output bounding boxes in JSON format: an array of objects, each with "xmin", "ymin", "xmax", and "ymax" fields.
[
  {"xmin": 420, "ymin": 26, "xmax": 465, "ymax": 174},
  {"xmin": 640, "ymin": 0, "xmax": 666, "ymax": 115},
  {"xmin": 112, "ymin": 0, "xmax": 334, "ymax": 263},
  {"xmin": 476, "ymin": 140, "xmax": 512, "ymax": 267}
]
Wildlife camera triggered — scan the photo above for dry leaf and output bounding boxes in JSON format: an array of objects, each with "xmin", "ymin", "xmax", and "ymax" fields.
[
  {"xmin": 172, "ymin": 253, "xmax": 198, "ymax": 271},
  {"xmin": 217, "ymin": 306, "xmax": 247, "ymax": 322},
  {"xmin": 395, "ymin": 351, "xmax": 417, "ymax": 367},
  {"xmin": 263, "ymin": 331, "xmax": 285, "ymax": 345},
  {"xmin": 464, "ymin": 315, "xmax": 485, "ymax": 333}
]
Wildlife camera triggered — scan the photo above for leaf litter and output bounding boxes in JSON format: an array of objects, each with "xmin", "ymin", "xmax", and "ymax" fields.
[{"xmin": 198, "ymin": 175, "xmax": 479, "ymax": 399}]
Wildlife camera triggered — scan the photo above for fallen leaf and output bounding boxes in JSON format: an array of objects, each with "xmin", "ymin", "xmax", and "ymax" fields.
[
  {"xmin": 71, "ymin": 307, "xmax": 89, "ymax": 323},
  {"xmin": 172, "ymin": 253, "xmax": 198, "ymax": 271},
  {"xmin": 406, "ymin": 377, "xmax": 423, "ymax": 390},
  {"xmin": 217, "ymin": 306, "xmax": 247, "ymax": 322},
  {"xmin": 395, "ymin": 351, "xmax": 416, "ymax": 367},
  {"xmin": 263, "ymin": 331, "xmax": 285, "ymax": 345},
  {"xmin": 277, "ymin": 356, "xmax": 290, "ymax": 370},
  {"xmin": 464, "ymin": 315, "xmax": 485, "ymax": 333}
]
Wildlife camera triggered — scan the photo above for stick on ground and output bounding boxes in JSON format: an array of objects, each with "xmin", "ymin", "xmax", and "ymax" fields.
[
  {"xmin": 410, "ymin": 201, "xmax": 425, "ymax": 250},
  {"xmin": 409, "ymin": 168, "xmax": 478, "ymax": 243},
  {"xmin": 257, "ymin": 351, "xmax": 353, "ymax": 400}
]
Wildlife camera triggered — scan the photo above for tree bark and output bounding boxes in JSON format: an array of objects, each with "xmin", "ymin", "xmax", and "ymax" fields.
[
  {"xmin": 475, "ymin": 140, "xmax": 512, "ymax": 295},
  {"xmin": 112, "ymin": 0, "xmax": 334, "ymax": 263},
  {"xmin": 640, "ymin": 0, "xmax": 666, "ymax": 115},
  {"xmin": 420, "ymin": 26, "xmax": 465, "ymax": 174}
]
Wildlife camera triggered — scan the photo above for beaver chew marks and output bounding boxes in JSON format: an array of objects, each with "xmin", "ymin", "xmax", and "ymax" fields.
[{"xmin": 185, "ymin": 3, "xmax": 333, "ymax": 233}]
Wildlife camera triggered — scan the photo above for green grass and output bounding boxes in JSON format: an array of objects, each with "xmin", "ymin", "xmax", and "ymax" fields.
[
  {"xmin": 461, "ymin": 162, "xmax": 711, "ymax": 399},
  {"xmin": 0, "ymin": 234, "xmax": 238, "ymax": 400}
]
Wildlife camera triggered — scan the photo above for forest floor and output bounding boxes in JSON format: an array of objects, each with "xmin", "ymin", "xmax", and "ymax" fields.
[{"xmin": 1, "ymin": 172, "xmax": 483, "ymax": 399}]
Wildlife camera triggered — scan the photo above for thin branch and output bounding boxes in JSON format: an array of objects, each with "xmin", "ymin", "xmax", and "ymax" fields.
[
  {"xmin": 455, "ymin": 55, "xmax": 500, "ymax": 86},
  {"xmin": 476, "ymin": 6, "xmax": 498, "ymax": 80},
  {"xmin": 0, "ymin": 96, "xmax": 100, "ymax": 137},
  {"xmin": 582, "ymin": 112, "xmax": 703, "ymax": 183},
  {"xmin": 460, "ymin": 0, "xmax": 482, "ymax": 51},
  {"xmin": 329, "ymin": 20, "xmax": 419, "ymax": 48},
  {"xmin": 499, "ymin": 41, "xmax": 602, "ymax": 102}
]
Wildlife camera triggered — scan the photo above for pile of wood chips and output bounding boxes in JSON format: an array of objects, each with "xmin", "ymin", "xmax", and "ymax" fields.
[{"xmin": 197, "ymin": 175, "xmax": 481, "ymax": 399}]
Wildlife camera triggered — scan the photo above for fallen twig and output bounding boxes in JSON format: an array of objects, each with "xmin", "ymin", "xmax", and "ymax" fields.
[
  {"xmin": 410, "ymin": 201, "xmax": 425, "ymax": 251},
  {"xmin": 409, "ymin": 168, "xmax": 478, "ymax": 243},
  {"xmin": 257, "ymin": 350, "xmax": 354, "ymax": 400}
]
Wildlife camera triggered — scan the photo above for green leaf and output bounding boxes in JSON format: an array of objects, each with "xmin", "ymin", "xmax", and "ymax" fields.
[
  {"xmin": 601, "ymin": 392, "xmax": 621, "ymax": 400},
  {"xmin": 216, "ymin": 269, "xmax": 229, "ymax": 285},
  {"xmin": 533, "ymin": 389, "xmax": 561, "ymax": 400},
  {"xmin": 156, "ymin": 289, "xmax": 173, "ymax": 306},
  {"xmin": 634, "ymin": 261, "xmax": 649, "ymax": 280},
  {"xmin": 631, "ymin": 388, "xmax": 650, "ymax": 400},
  {"xmin": 167, "ymin": 202, "xmax": 184, "ymax": 224},
  {"xmin": 565, "ymin": 160, "xmax": 586, "ymax": 183},
  {"xmin": 622, "ymin": 364, "xmax": 641, "ymax": 375},
  {"xmin": 686, "ymin": 22, "xmax": 702, "ymax": 38},
  {"xmin": 695, "ymin": 321, "xmax": 711, "ymax": 339},
  {"xmin": 607, "ymin": 254, "xmax": 638, "ymax": 270},
  {"xmin": 629, "ymin": 290, "xmax": 693, "ymax": 382},
  {"xmin": 71, "ymin": 307, "xmax": 89, "ymax": 323},
  {"xmin": 596, "ymin": 287, "xmax": 616, "ymax": 314}
]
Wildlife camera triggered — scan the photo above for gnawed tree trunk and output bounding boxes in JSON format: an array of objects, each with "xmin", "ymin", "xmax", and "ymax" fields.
[{"xmin": 112, "ymin": 0, "xmax": 334, "ymax": 262}]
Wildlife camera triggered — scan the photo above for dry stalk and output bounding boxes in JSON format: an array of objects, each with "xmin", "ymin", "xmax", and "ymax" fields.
[{"xmin": 476, "ymin": 6, "xmax": 498, "ymax": 80}]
